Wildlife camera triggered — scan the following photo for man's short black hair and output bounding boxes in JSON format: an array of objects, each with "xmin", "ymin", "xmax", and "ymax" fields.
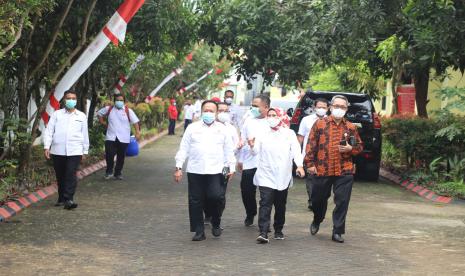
[
  {"xmin": 253, "ymin": 94, "xmax": 271, "ymax": 107},
  {"xmin": 314, "ymin": 97, "xmax": 329, "ymax": 107},
  {"xmin": 114, "ymin": 93, "xmax": 125, "ymax": 101},
  {"xmin": 225, "ymin": 90, "xmax": 234, "ymax": 96},
  {"xmin": 63, "ymin": 89, "xmax": 77, "ymax": 97},
  {"xmin": 201, "ymin": 100, "xmax": 218, "ymax": 110}
]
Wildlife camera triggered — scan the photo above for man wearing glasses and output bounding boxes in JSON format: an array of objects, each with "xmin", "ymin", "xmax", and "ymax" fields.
[{"xmin": 304, "ymin": 95, "xmax": 363, "ymax": 243}]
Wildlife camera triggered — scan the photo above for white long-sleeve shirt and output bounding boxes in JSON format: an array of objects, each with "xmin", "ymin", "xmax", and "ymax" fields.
[
  {"xmin": 238, "ymin": 117, "xmax": 269, "ymax": 170},
  {"xmin": 298, "ymin": 114, "xmax": 326, "ymax": 155},
  {"xmin": 175, "ymin": 121, "xmax": 236, "ymax": 174},
  {"xmin": 223, "ymin": 121, "xmax": 240, "ymax": 155},
  {"xmin": 251, "ymin": 127, "xmax": 303, "ymax": 191},
  {"xmin": 43, "ymin": 109, "xmax": 89, "ymax": 156}
]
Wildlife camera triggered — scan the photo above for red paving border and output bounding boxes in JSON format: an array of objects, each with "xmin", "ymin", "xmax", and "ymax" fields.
[
  {"xmin": 0, "ymin": 127, "xmax": 176, "ymax": 222},
  {"xmin": 379, "ymin": 167, "xmax": 453, "ymax": 204}
]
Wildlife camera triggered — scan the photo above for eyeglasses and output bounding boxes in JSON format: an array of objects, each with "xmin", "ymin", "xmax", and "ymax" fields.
[{"xmin": 332, "ymin": 105, "xmax": 348, "ymax": 110}]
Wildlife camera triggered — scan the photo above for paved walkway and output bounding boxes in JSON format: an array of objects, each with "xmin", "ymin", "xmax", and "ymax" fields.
[{"xmin": 1, "ymin": 135, "xmax": 465, "ymax": 275}]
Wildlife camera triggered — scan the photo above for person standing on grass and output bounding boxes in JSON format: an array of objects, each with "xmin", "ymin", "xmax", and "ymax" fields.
[
  {"xmin": 168, "ymin": 99, "xmax": 178, "ymax": 135},
  {"xmin": 297, "ymin": 98, "xmax": 329, "ymax": 211},
  {"xmin": 174, "ymin": 100, "xmax": 236, "ymax": 241},
  {"xmin": 305, "ymin": 95, "xmax": 363, "ymax": 243},
  {"xmin": 249, "ymin": 108, "xmax": 305, "ymax": 243},
  {"xmin": 97, "ymin": 94, "xmax": 140, "ymax": 180},
  {"xmin": 43, "ymin": 90, "xmax": 89, "ymax": 210}
]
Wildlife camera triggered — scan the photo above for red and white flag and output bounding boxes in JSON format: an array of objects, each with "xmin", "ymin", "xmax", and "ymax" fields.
[
  {"xmin": 178, "ymin": 67, "xmax": 224, "ymax": 94},
  {"xmin": 42, "ymin": 0, "xmax": 145, "ymax": 123},
  {"xmin": 113, "ymin": 54, "xmax": 145, "ymax": 94}
]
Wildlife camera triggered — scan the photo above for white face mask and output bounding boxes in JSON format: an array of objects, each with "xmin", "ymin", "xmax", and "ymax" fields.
[
  {"xmin": 267, "ymin": 117, "xmax": 280, "ymax": 128},
  {"xmin": 315, "ymin": 108, "xmax": 327, "ymax": 117},
  {"xmin": 225, "ymin": 97, "xmax": 233, "ymax": 104},
  {"xmin": 331, "ymin": 108, "xmax": 346, "ymax": 119},
  {"xmin": 217, "ymin": 112, "xmax": 230, "ymax": 123}
]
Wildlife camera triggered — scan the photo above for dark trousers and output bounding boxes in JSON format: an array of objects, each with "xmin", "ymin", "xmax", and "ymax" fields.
[
  {"xmin": 188, "ymin": 173, "xmax": 224, "ymax": 233},
  {"xmin": 184, "ymin": 119, "xmax": 192, "ymax": 131},
  {"xmin": 105, "ymin": 138, "xmax": 129, "ymax": 177},
  {"xmin": 305, "ymin": 176, "xmax": 313, "ymax": 206},
  {"xmin": 52, "ymin": 155, "xmax": 81, "ymax": 202},
  {"xmin": 258, "ymin": 186, "xmax": 288, "ymax": 234},
  {"xmin": 204, "ymin": 174, "xmax": 228, "ymax": 219},
  {"xmin": 311, "ymin": 175, "xmax": 354, "ymax": 234},
  {"xmin": 240, "ymin": 168, "xmax": 257, "ymax": 218},
  {"xmin": 168, "ymin": 119, "xmax": 176, "ymax": 135}
]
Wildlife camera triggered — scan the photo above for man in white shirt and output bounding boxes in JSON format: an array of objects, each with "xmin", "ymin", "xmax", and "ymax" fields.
[
  {"xmin": 223, "ymin": 89, "xmax": 241, "ymax": 127},
  {"xmin": 238, "ymin": 95, "xmax": 271, "ymax": 227},
  {"xmin": 192, "ymin": 95, "xmax": 203, "ymax": 121},
  {"xmin": 174, "ymin": 100, "xmax": 236, "ymax": 241},
  {"xmin": 43, "ymin": 90, "xmax": 89, "ymax": 210},
  {"xmin": 183, "ymin": 99, "xmax": 194, "ymax": 131},
  {"xmin": 97, "ymin": 94, "xmax": 140, "ymax": 180},
  {"xmin": 297, "ymin": 97, "xmax": 329, "ymax": 210}
]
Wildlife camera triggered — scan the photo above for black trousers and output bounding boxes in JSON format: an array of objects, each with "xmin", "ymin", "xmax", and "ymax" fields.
[
  {"xmin": 311, "ymin": 175, "xmax": 354, "ymax": 234},
  {"xmin": 305, "ymin": 176, "xmax": 313, "ymax": 206},
  {"xmin": 168, "ymin": 119, "xmax": 176, "ymax": 135},
  {"xmin": 204, "ymin": 174, "xmax": 228, "ymax": 219},
  {"xmin": 105, "ymin": 138, "xmax": 129, "ymax": 177},
  {"xmin": 240, "ymin": 168, "xmax": 257, "ymax": 218},
  {"xmin": 52, "ymin": 155, "xmax": 81, "ymax": 202},
  {"xmin": 258, "ymin": 186, "xmax": 288, "ymax": 234},
  {"xmin": 188, "ymin": 173, "xmax": 224, "ymax": 232},
  {"xmin": 184, "ymin": 119, "xmax": 192, "ymax": 131}
]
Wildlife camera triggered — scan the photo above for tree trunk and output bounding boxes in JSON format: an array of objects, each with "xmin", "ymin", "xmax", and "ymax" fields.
[{"xmin": 413, "ymin": 68, "xmax": 430, "ymax": 118}]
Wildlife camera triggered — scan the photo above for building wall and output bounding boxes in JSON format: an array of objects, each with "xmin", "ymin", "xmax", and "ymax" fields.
[{"xmin": 374, "ymin": 68, "xmax": 465, "ymax": 117}]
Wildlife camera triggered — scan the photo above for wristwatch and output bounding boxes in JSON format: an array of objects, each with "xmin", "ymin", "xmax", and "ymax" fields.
[{"xmin": 175, "ymin": 167, "xmax": 182, "ymax": 171}]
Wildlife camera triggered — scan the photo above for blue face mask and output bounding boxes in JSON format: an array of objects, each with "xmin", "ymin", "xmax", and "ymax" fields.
[
  {"xmin": 65, "ymin": 99, "xmax": 77, "ymax": 109},
  {"xmin": 115, "ymin": 100, "xmax": 124, "ymax": 109},
  {"xmin": 250, "ymin": 106, "xmax": 261, "ymax": 118},
  {"xmin": 202, "ymin": 112, "xmax": 216, "ymax": 125}
]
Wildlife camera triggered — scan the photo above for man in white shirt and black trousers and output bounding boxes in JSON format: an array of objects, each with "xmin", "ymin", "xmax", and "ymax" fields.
[
  {"xmin": 174, "ymin": 100, "xmax": 236, "ymax": 241},
  {"xmin": 97, "ymin": 94, "xmax": 140, "ymax": 180},
  {"xmin": 44, "ymin": 90, "xmax": 89, "ymax": 210},
  {"xmin": 238, "ymin": 95, "xmax": 271, "ymax": 227}
]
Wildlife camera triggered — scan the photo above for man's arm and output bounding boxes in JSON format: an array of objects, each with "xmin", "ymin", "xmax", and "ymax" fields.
[{"xmin": 304, "ymin": 122, "xmax": 320, "ymax": 169}]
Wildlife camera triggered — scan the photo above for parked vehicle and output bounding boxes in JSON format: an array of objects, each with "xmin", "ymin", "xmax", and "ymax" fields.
[{"xmin": 288, "ymin": 91, "xmax": 382, "ymax": 181}]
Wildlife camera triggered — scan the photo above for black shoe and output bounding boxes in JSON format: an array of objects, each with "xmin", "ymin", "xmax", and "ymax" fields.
[
  {"xmin": 192, "ymin": 231, "xmax": 206, "ymax": 241},
  {"xmin": 204, "ymin": 216, "xmax": 211, "ymax": 225},
  {"xmin": 332, "ymin": 233, "xmax": 344, "ymax": 243},
  {"xmin": 244, "ymin": 216, "xmax": 254, "ymax": 227},
  {"xmin": 63, "ymin": 200, "xmax": 78, "ymax": 210},
  {"xmin": 212, "ymin": 226, "xmax": 223, "ymax": 237},
  {"xmin": 54, "ymin": 201, "xmax": 65, "ymax": 207},
  {"xmin": 310, "ymin": 222, "xmax": 319, "ymax": 235},
  {"xmin": 274, "ymin": 232, "xmax": 285, "ymax": 240},
  {"xmin": 114, "ymin": 175, "xmax": 123, "ymax": 180},
  {"xmin": 256, "ymin": 233, "xmax": 269, "ymax": 244}
]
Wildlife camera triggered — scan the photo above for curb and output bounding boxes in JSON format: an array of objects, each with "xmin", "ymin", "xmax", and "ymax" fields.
[
  {"xmin": 380, "ymin": 167, "xmax": 453, "ymax": 204},
  {"xmin": 0, "ymin": 126, "xmax": 177, "ymax": 222}
]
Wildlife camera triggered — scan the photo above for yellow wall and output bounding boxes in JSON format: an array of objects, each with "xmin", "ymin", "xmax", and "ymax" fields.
[{"xmin": 374, "ymin": 68, "xmax": 465, "ymax": 117}]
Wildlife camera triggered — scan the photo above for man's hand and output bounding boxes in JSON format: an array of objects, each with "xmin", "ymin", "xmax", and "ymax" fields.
[
  {"xmin": 338, "ymin": 144, "xmax": 353, "ymax": 153},
  {"xmin": 247, "ymin": 137, "xmax": 255, "ymax": 148},
  {"xmin": 307, "ymin": 166, "xmax": 317, "ymax": 175},
  {"xmin": 174, "ymin": 169, "xmax": 183, "ymax": 183},
  {"xmin": 227, "ymin": 172, "xmax": 234, "ymax": 182},
  {"xmin": 296, "ymin": 166, "xmax": 305, "ymax": 178},
  {"xmin": 135, "ymin": 132, "xmax": 141, "ymax": 141},
  {"xmin": 44, "ymin": 149, "xmax": 50, "ymax": 160},
  {"xmin": 81, "ymin": 155, "xmax": 87, "ymax": 161},
  {"xmin": 237, "ymin": 140, "xmax": 244, "ymax": 150},
  {"xmin": 237, "ymin": 163, "xmax": 243, "ymax": 173}
]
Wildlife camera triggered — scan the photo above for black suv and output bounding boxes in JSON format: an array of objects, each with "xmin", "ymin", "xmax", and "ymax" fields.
[{"xmin": 288, "ymin": 91, "xmax": 382, "ymax": 181}]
